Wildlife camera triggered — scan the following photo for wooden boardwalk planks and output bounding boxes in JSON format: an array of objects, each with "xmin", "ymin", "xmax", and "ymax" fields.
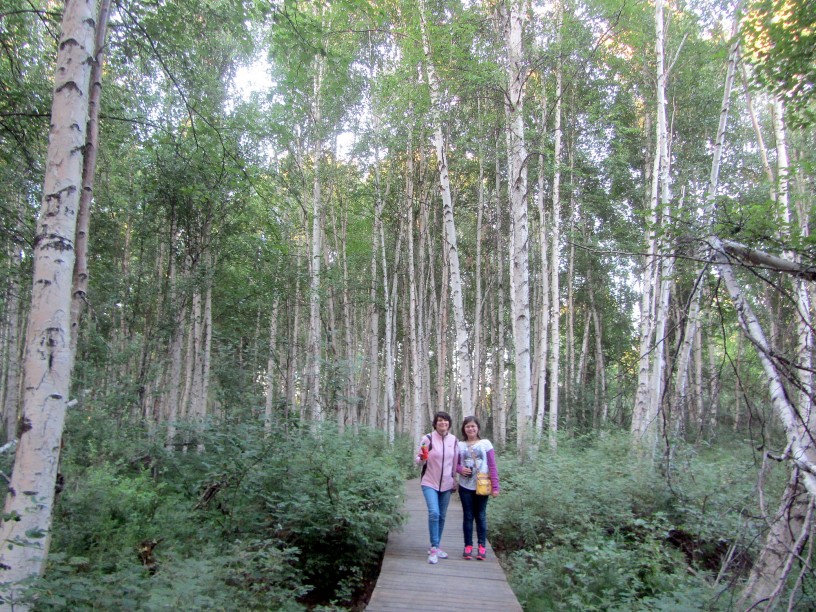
[{"xmin": 366, "ymin": 478, "xmax": 522, "ymax": 611}]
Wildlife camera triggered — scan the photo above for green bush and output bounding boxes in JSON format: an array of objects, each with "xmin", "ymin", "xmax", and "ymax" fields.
[
  {"xmin": 26, "ymin": 408, "xmax": 404, "ymax": 610},
  {"xmin": 491, "ymin": 433, "xmax": 778, "ymax": 610}
]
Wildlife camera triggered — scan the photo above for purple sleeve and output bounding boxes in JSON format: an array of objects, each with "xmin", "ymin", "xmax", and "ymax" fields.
[
  {"xmin": 486, "ymin": 448, "xmax": 500, "ymax": 492},
  {"xmin": 455, "ymin": 444, "xmax": 463, "ymax": 475}
]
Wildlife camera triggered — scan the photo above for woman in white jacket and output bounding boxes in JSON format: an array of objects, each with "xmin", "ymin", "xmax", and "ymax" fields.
[{"xmin": 457, "ymin": 416, "xmax": 501, "ymax": 560}]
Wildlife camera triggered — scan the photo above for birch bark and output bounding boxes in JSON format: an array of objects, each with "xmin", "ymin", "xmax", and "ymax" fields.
[
  {"xmin": 0, "ymin": 0, "xmax": 97, "ymax": 599},
  {"xmin": 548, "ymin": 0, "xmax": 564, "ymax": 449},
  {"xmin": 264, "ymin": 298, "xmax": 279, "ymax": 436},
  {"xmin": 418, "ymin": 0, "xmax": 473, "ymax": 417},
  {"xmin": 535, "ymin": 95, "xmax": 550, "ymax": 437},
  {"xmin": 407, "ymin": 135, "xmax": 423, "ymax": 443},
  {"xmin": 69, "ymin": 0, "xmax": 112, "ymax": 368},
  {"xmin": 306, "ymin": 55, "xmax": 325, "ymax": 422},
  {"xmin": 494, "ymin": 147, "xmax": 508, "ymax": 447},
  {"xmin": 502, "ymin": 0, "xmax": 533, "ymax": 455},
  {"xmin": 2, "ymin": 203, "xmax": 24, "ymax": 443},
  {"xmin": 631, "ymin": 0, "xmax": 669, "ymax": 452}
]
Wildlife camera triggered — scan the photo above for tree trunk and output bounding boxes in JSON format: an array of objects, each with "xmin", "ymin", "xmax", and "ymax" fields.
[
  {"xmin": 0, "ymin": 0, "xmax": 97, "ymax": 599},
  {"xmin": 739, "ymin": 470, "xmax": 812, "ymax": 609},
  {"xmin": 632, "ymin": 0, "xmax": 670, "ymax": 454},
  {"xmin": 494, "ymin": 143, "xmax": 508, "ymax": 447},
  {"xmin": 264, "ymin": 297, "xmax": 279, "ymax": 436},
  {"xmin": 501, "ymin": 0, "xmax": 533, "ymax": 457},
  {"xmin": 472, "ymin": 119, "xmax": 485, "ymax": 418},
  {"xmin": 535, "ymin": 94, "xmax": 550, "ymax": 438},
  {"xmin": 2, "ymin": 202, "xmax": 24, "ymax": 443},
  {"xmin": 419, "ymin": 0, "xmax": 474, "ymax": 417},
  {"xmin": 306, "ymin": 56, "xmax": 325, "ymax": 422},
  {"xmin": 366, "ymin": 164, "xmax": 382, "ymax": 430},
  {"xmin": 772, "ymin": 98, "xmax": 814, "ymax": 425},
  {"xmin": 548, "ymin": 0, "xmax": 564, "ymax": 450},
  {"xmin": 69, "ymin": 0, "xmax": 112, "ymax": 368},
  {"xmin": 406, "ymin": 135, "xmax": 423, "ymax": 442}
]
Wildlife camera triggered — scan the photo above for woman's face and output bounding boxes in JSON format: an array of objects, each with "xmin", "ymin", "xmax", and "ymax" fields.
[
  {"xmin": 435, "ymin": 418, "xmax": 450, "ymax": 436},
  {"xmin": 464, "ymin": 422, "xmax": 479, "ymax": 439}
]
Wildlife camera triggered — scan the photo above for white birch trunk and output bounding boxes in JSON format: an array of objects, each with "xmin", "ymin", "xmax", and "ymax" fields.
[
  {"xmin": 494, "ymin": 151, "xmax": 508, "ymax": 447},
  {"xmin": 772, "ymin": 99, "xmax": 813, "ymax": 421},
  {"xmin": 306, "ymin": 54, "xmax": 325, "ymax": 422},
  {"xmin": 535, "ymin": 96, "xmax": 550, "ymax": 437},
  {"xmin": 502, "ymin": 0, "xmax": 533, "ymax": 455},
  {"xmin": 419, "ymin": 0, "xmax": 474, "ymax": 417},
  {"xmin": 2, "ymin": 207, "xmax": 24, "ymax": 443},
  {"xmin": 287, "ymin": 254, "xmax": 302, "ymax": 422},
  {"xmin": 566, "ymin": 134, "xmax": 576, "ymax": 416},
  {"xmin": 366, "ymin": 179, "xmax": 382, "ymax": 430},
  {"xmin": 548, "ymin": 1, "xmax": 564, "ymax": 449},
  {"xmin": 631, "ymin": 0, "xmax": 667, "ymax": 451},
  {"xmin": 674, "ymin": 31, "xmax": 740, "ymax": 438},
  {"xmin": 406, "ymin": 136, "xmax": 423, "ymax": 443},
  {"xmin": 264, "ymin": 298, "xmax": 279, "ymax": 436},
  {"xmin": 382, "ymin": 218, "xmax": 401, "ymax": 444},
  {"xmin": 0, "ymin": 0, "xmax": 96, "ymax": 598},
  {"xmin": 472, "ymin": 128, "xmax": 485, "ymax": 417}
]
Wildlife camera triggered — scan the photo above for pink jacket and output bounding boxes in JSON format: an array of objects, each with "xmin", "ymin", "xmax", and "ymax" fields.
[{"xmin": 416, "ymin": 431, "xmax": 459, "ymax": 491}]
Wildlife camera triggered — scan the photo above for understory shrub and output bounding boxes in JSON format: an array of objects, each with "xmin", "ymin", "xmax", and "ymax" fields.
[
  {"xmin": 22, "ymin": 406, "xmax": 404, "ymax": 610},
  {"xmin": 491, "ymin": 432, "xmax": 784, "ymax": 610}
]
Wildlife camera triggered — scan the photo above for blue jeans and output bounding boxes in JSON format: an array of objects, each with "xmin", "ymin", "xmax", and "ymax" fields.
[
  {"xmin": 421, "ymin": 486, "xmax": 452, "ymax": 549},
  {"xmin": 459, "ymin": 486, "xmax": 488, "ymax": 547}
]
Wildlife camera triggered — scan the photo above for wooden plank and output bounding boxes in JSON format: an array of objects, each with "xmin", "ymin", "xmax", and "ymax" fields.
[{"xmin": 366, "ymin": 479, "xmax": 522, "ymax": 612}]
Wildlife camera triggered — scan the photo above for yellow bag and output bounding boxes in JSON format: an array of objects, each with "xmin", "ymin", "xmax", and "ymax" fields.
[{"xmin": 475, "ymin": 471, "xmax": 491, "ymax": 496}]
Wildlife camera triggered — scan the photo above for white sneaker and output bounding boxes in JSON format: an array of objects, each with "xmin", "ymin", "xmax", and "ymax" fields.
[
  {"xmin": 436, "ymin": 548, "xmax": 449, "ymax": 559},
  {"xmin": 428, "ymin": 547, "xmax": 439, "ymax": 564}
]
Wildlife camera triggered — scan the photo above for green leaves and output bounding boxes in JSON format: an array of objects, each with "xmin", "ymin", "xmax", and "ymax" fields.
[
  {"xmin": 742, "ymin": 0, "xmax": 816, "ymax": 124},
  {"xmin": 36, "ymin": 411, "xmax": 403, "ymax": 609}
]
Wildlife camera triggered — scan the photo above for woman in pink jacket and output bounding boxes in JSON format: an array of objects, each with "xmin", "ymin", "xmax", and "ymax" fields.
[{"xmin": 415, "ymin": 411, "xmax": 460, "ymax": 564}]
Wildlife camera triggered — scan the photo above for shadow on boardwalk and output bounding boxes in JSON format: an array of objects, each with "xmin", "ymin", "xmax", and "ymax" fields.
[{"xmin": 366, "ymin": 478, "xmax": 522, "ymax": 611}]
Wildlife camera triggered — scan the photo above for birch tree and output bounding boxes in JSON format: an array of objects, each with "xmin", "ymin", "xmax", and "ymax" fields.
[
  {"xmin": 631, "ymin": 0, "xmax": 671, "ymax": 453},
  {"xmin": 548, "ymin": 0, "xmax": 564, "ymax": 449},
  {"xmin": 0, "ymin": 0, "xmax": 98, "ymax": 601},
  {"xmin": 418, "ymin": 0, "xmax": 474, "ymax": 418},
  {"xmin": 501, "ymin": 0, "xmax": 533, "ymax": 456}
]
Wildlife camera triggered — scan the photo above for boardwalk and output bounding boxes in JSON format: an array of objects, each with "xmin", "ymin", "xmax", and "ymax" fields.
[{"xmin": 366, "ymin": 478, "xmax": 523, "ymax": 611}]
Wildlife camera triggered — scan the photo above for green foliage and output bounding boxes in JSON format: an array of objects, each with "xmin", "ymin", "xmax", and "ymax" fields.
[
  {"xmin": 27, "ymin": 409, "xmax": 404, "ymax": 609},
  {"xmin": 491, "ymin": 433, "xmax": 779, "ymax": 610},
  {"xmin": 743, "ymin": 0, "xmax": 816, "ymax": 125}
]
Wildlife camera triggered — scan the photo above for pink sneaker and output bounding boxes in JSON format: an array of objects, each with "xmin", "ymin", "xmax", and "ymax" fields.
[
  {"xmin": 463, "ymin": 545, "xmax": 473, "ymax": 560},
  {"xmin": 476, "ymin": 544, "xmax": 486, "ymax": 560},
  {"xmin": 428, "ymin": 547, "xmax": 438, "ymax": 564}
]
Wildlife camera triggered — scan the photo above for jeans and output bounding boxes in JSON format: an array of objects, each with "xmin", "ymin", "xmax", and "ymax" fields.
[
  {"xmin": 421, "ymin": 486, "xmax": 452, "ymax": 549},
  {"xmin": 459, "ymin": 486, "xmax": 488, "ymax": 547}
]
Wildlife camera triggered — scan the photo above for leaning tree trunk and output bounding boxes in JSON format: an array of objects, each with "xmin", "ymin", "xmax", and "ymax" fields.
[
  {"xmin": 690, "ymin": 22, "xmax": 816, "ymax": 604},
  {"xmin": 0, "ymin": 0, "xmax": 97, "ymax": 602}
]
